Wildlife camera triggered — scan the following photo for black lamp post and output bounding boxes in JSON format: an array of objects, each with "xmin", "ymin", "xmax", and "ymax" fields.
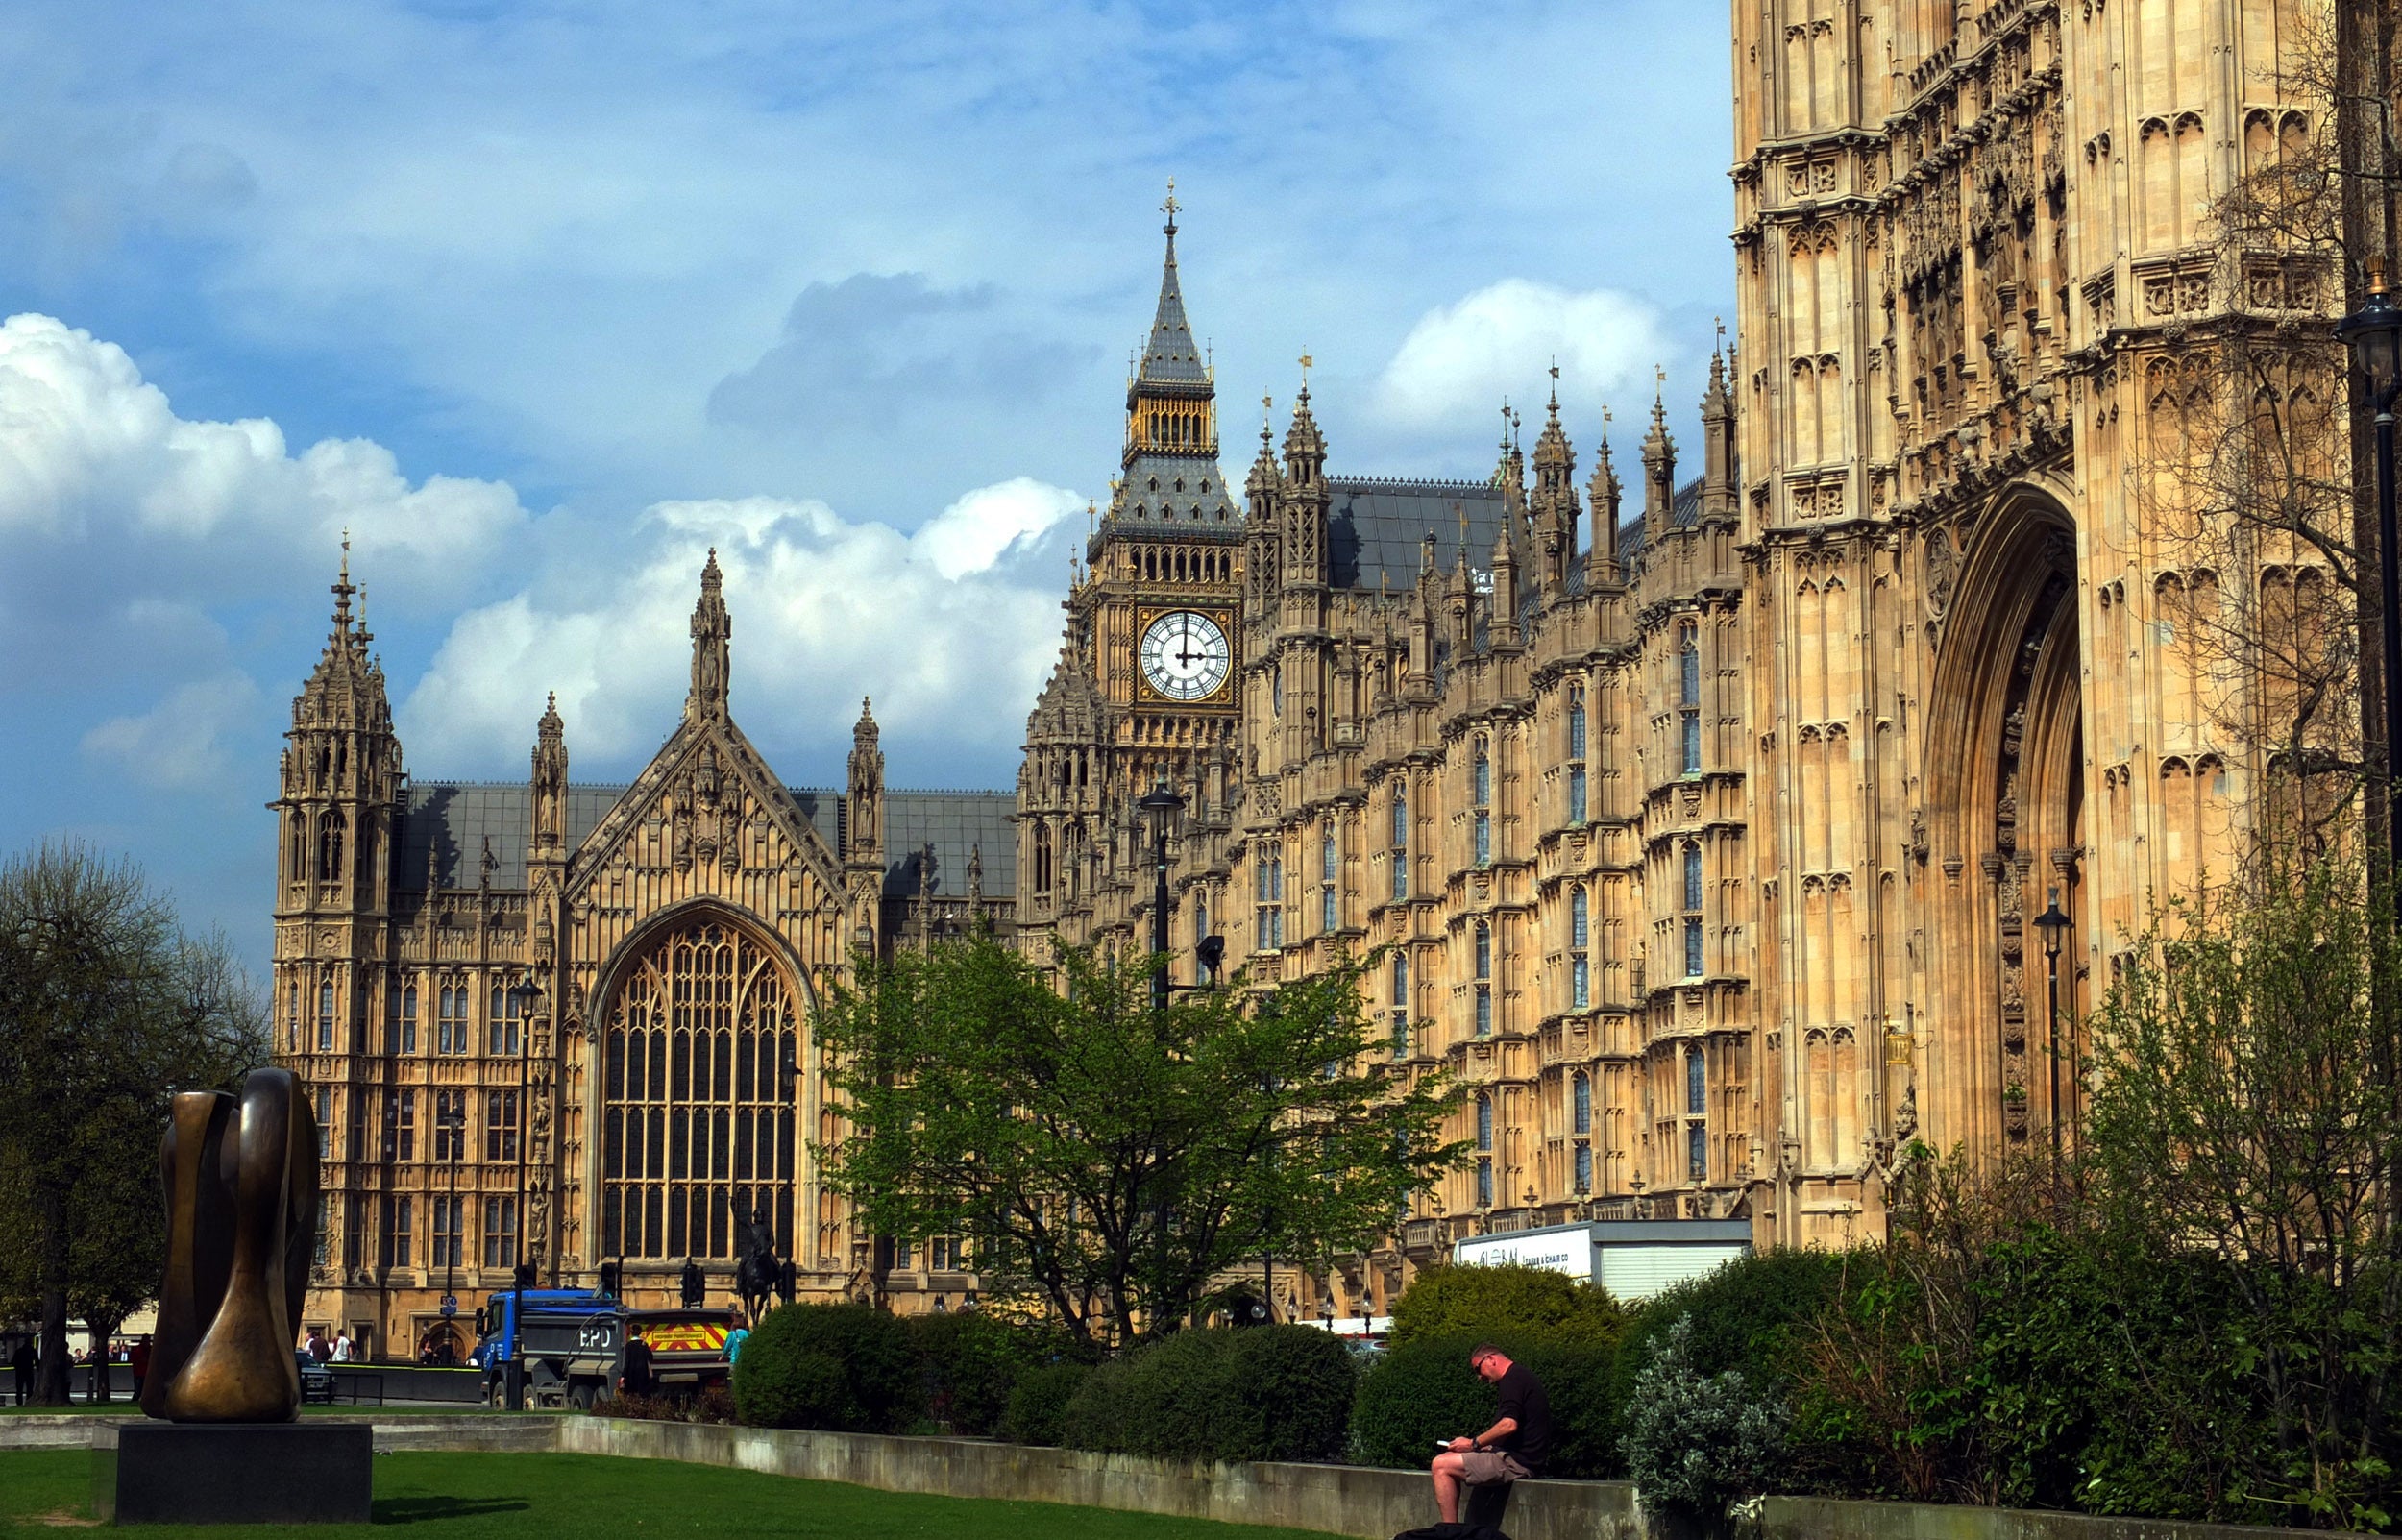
[
  {"xmin": 2033, "ymin": 888, "xmax": 2071, "ymax": 1166},
  {"xmin": 439, "ymin": 1094, "xmax": 466, "ymax": 1359},
  {"xmin": 1138, "ymin": 784, "xmax": 1184, "ymax": 1014},
  {"xmin": 502, "ymin": 977, "xmax": 542, "ymax": 1411},
  {"xmin": 2340, "ymin": 261, "xmax": 2402, "ymax": 872}
]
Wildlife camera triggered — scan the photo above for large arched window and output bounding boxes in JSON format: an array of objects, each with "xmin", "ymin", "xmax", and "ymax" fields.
[{"xmin": 603, "ymin": 917, "xmax": 800, "ymax": 1262}]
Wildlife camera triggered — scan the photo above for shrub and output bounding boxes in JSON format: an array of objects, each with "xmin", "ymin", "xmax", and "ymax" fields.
[
  {"xmin": 1389, "ymin": 1262, "xmax": 1624, "ymax": 1346},
  {"xmin": 592, "ymin": 1384, "xmax": 736, "ymax": 1424},
  {"xmin": 1060, "ymin": 1327, "xmax": 1357, "ymax": 1464},
  {"xmin": 732, "ymin": 1303, "xmax": 925, "ymax": 1432},
  {"xmin": 1621, "ymin": 1316, "xmax": 1787, "ymax": 1517},
  {"xmin": 906, "ymin": 1310, "xmax": 1066, "ymax": 1436},
  {"xmin": 999, "ymin": 1361, "xmax": 1091, "ymax": 1447},
  {"xmin": 1349, "ymin": 1332, "xmax": 1619, "ymax": 1478},
  {"xmin": 1613, "ymin": 1246, "xmax": 1848, "ymax": 1400}
]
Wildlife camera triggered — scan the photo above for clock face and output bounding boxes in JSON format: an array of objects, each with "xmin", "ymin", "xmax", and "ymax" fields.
[{"xmin": 1139, "ymin": 610, "xmax": 1232, "ymax": 702}]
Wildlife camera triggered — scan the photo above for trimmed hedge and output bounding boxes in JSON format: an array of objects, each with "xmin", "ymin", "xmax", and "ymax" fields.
[
  {"xmin": 1388, "ymin": 1261, "xmax": 1624, "ymax": 1346},
  {"xmin": 904, "ymin": 1309, "xmax": 1074, "ymax": 1436},
  {"xmin": 999, "ymin": 1360, "xmax": 1091, "ymax": 1447},
  {"xmin": 1061, "ymin": 1326, "xmax": 1358, "ymax": 1464},
  {"xmin": 731, "ymin": 1303, "xmax": 925, "ymax": 1432}
]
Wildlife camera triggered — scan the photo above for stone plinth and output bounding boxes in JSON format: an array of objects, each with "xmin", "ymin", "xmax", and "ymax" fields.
[{"xmin": 93, "ymin": 1421, "xmax": 372, "ymax": 1525}]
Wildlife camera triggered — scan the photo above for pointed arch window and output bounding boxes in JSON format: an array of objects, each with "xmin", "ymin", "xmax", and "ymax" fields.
[
  {"xmin": 1320, "ymin": 822, "xmax": 1338, "ymax": 934},
  {"xmin": 1566, "ymin": 681, "xmax": 1591, "ymax": 820},
  {"xmin": 318, "ymin": 810, "xmax": 347, "ymax": 884},
  {"xmin": 386, "ymin": 980, "xmax": 418, "ymax": 1055},
  {"xmin": 317, "ymin": 977, "xmax": 336, "ymax": 1053},
  {"xmin": 603, "ymin": 917, "xmax": 798, "ymax": 1263},
  {"xmin": 488, "ymin": 981, "xmax": 524, "ymax": 1057},
  {"xmin": 1678, "ymin": 622, "xmax": 1702, "ymax": 773},
  {"xmin": 1570, "ymin": 886, "xmax": 1590, "ymax": 1010},
  {"xmin": 1476, "ymin": 1093, "xmax": 1493, "ymax": 1152},
  {"xmin": 1389, "ymin": 950, "xmax": 1410, "ymax": 1060},
  {"xmin": 1255, "ymin": 846, "xmax": 1285, "ymax": 950},
  {"xmin": 1573, "ymin": 1071, "xmax": 1592, "ymax": 1134},
  {"xmin": 1390, "ymin": 782, "xmax": 1409, "ymax": 901},
  {"xmin": 1473, "ymin": 741, "xmax": 1493, "ymax": 865},
  {"xmin": 1682, "ymin": 842, "xmax": 1705, "ymax": 979},
  {"xmin": 1685, "ymin": 1046, "xmax": 1708, "ymax": 1181}
]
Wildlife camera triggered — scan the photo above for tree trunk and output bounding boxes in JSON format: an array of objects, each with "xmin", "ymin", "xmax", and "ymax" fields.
[{"xmin": 36, "ymin": 1182, "xmax": 69, "ymax": 1406}]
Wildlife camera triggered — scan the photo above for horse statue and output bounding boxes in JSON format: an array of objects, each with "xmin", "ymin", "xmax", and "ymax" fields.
[{"xmin": 731, "ymin": 1195, "xmax": 780, "ymax": 1324}]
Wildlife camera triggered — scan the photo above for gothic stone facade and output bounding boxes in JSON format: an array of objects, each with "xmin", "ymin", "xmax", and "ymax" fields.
[
  {"xmin": 278, "ymin": 0, "xmax": 2336, "ymax": 1342},
  {"xmin": 1015, "ymin": 0, "xmax": 2334, "ymax": 1320},
  {"xmin": 272, "ymin": 557, "xmax": 1011, "ymax": 1355}
]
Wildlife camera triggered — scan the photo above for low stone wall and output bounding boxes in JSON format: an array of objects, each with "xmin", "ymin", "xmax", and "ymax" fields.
[
  {"xmin": 1, "ymin": 1414, "xmax": 552, "ymax": 1456},
  {"xmin": 1, "ymin": 1411, "xmax": 2331, "ymax": 1540},
  {"xmin": 556, "ymin": 1417, "xmax": 1637, "ymax": 1540}
]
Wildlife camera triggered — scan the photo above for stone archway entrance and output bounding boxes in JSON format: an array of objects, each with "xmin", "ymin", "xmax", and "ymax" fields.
[{"xmin": 1923, "ymin": 491, "xmax": 2087, "ymax": 1158}]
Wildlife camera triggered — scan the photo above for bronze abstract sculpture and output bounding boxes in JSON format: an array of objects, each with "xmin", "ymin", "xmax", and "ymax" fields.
[{"xmin": 140, "ymin": 1068, "xmax": 319, "ymax": 1423}]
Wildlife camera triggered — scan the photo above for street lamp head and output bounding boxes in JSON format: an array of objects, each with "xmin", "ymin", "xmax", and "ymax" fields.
[
  {"xmin": 1196, "ymin": 933, "xmax": 1226, "ymax": 976},
  {"xmin": 2033, "ymin": 886, "xmax": 2071, "ymax": 962},
  {"xmin": 2339, "ymin": 260, "xmax": 2402, "ymax": 412},
  {"xmin": 1138, "ymin": 783, "xmax": 1184, "ymax": 820}
]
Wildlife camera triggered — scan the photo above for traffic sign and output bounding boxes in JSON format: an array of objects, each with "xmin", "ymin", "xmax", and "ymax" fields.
[{"xmin": 440, "ymin": 1294, "xmax": 458, "ymax": 1318}]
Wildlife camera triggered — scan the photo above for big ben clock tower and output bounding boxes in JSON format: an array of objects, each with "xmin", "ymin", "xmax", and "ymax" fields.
[{"xmin": 1077, "ymin": 187, "xmax": 1243, "ymax": 788}]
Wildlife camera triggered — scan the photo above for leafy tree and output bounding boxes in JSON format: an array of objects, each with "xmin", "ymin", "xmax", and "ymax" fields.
[
  {"xmin": 2085, "ymin": 851, "xmax": 2402, "ymax": 1529},
  {"xmin": 814, "ymin": 933, "xmax": 1464, "ymax": 1346},
  {"xmin": 0, "ymin": 843, "xmax": 265, "ymax": 1405}
]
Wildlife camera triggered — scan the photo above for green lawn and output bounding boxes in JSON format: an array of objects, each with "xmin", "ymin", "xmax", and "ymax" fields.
[{"xmin": 0, "ymin": 1451, "xmax": 1341, "ymax": 1540}]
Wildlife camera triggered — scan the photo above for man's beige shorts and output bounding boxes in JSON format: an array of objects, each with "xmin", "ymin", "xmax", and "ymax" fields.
[{"xmin": 1458, "ymin": 1452, "xmax": 1531, "ymax": 1486}]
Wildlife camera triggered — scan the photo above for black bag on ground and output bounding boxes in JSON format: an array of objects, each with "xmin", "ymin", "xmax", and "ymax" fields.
[{"xmin": 1390, "ymin": 1524, "xmax": 1507, "ymax": 1540}]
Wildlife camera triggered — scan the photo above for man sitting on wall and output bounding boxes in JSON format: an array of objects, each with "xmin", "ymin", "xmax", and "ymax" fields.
[{"xmin": 1427, "ymin": 1344, "xmax": 1551, "ymax": 1526}]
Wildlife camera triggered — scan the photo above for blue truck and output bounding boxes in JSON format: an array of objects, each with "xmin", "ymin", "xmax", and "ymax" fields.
[{"xmin": 469, "ymin": 1289, "xmax": 733, "ymax": 1408}]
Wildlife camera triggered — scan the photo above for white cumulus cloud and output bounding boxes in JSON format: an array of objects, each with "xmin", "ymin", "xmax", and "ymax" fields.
[
  {"xmin": 1372, "ymin": 280, "xmax": 1673, "ymax": 431},
  {"xmin": 0, "ymin": 312, "xmax": 527, "ymax": 592},
  {"xmin": 81, "ymin": 670, "xmax": 263, "ymax": 789},
  {"xmin": 399, "ymin": 480, "xmax": 1085, "ymax": 780}
]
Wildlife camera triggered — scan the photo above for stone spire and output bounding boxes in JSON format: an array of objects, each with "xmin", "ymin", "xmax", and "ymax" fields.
[
  {"xmin": 1641, "ymin": 378, "xmax": 1678, "ymax": 539},
  {"xmin": 687, "ymin": 549, "xmax": 731, "ymax": 721},
  {"xmin": 1531, "ymin": 373, "xmax": 1579, "ymax": 594},
  {"xmin": 1280, "ymin": 373, "xmax": 1328, "ymax": 588},
  {"xmin": 1140, "ymin": 184, "xmax": 1208, "ymax": 386},
  {"xmin": 1700, "ymin": 331, "xmax": 1737, "ymax": 520},
  {"xmin": 1115, "ymin": 187, "xmax": 1237, "ymax": 524},
  {"xmin": 1489, "ymin": 520, "xmax": 1521, "ymax": 648},
  {"xmin": 1587, "ymin": 411, "xmax": 1624, "ymax": 585},
  {"xmin": 295, "ymin": 537, "xmax": 391, "ymax": 734}
]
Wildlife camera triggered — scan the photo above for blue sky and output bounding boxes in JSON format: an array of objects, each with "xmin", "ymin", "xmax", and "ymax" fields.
[{"xmin": 0, "ymin": 0, "xmax": 1734, "ymax": 978}]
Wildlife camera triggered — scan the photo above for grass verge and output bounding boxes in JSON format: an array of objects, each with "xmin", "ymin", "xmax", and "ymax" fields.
[{"xmin": 0, "ymin": 1450, "xmax": 1339, "ymax": 1539}]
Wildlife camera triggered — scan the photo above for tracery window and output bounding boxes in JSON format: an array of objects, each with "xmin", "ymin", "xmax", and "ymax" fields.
[
  {"xmin": 317, "ymin": 978, "xmax": 336, "ymax": 1053},
  {"xmin": 1678, "ymin": 623, "xmax": 1702, "ymax": 773},
  {"xmin": 1570, "ymin": 886, "xmax": 1590, "ymax": 1010},
  {"xmin": 1390, "ymin": 782, "xmax": 1409, "ymax": 901},
  {"xmin": 603, "ymin": 917, "xmax": 799, "ymax": 1262},
  {"xmin": 387, "ymin": 981, "xmax": 417, "ymax": 1055},
  {"xmin": 1255, "ymin": 848, "xmax": 1284, "ymax": 950},
  {"xmin": 1573, "ymin": 1071, "xmax": 1592, "ymax": 1134},
  {"xmin": 489, "ymin": 982, "xmax": 524, "ymax": 1057},
  {"xmin": 1472, "ymin": 741, "xmax": 1493, "ymax": 865}
]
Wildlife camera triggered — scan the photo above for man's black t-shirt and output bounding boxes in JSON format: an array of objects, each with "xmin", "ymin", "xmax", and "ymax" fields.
[{"xmin": 1492, "ymin": 1361, "xmax": 1552, "ymax": 1473}]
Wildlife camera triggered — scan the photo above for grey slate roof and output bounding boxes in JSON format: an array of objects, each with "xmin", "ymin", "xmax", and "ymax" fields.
[
  {"xmin": 1326, "ymin": 477, "xmax": 1510, "ymax": 591},
  {"xmin": 1118, "ymin": 452, "xmax": 1241, "ymax": 524},
  {"xmin": 396, "ymin": 781, "xmax": 1012, "ymax": 899}
]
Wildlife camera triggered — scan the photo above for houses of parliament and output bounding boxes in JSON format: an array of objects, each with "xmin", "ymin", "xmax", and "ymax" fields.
[{"xmin": 274, "ymin": 0, "xmax": 2334, "ymax": 1352}]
